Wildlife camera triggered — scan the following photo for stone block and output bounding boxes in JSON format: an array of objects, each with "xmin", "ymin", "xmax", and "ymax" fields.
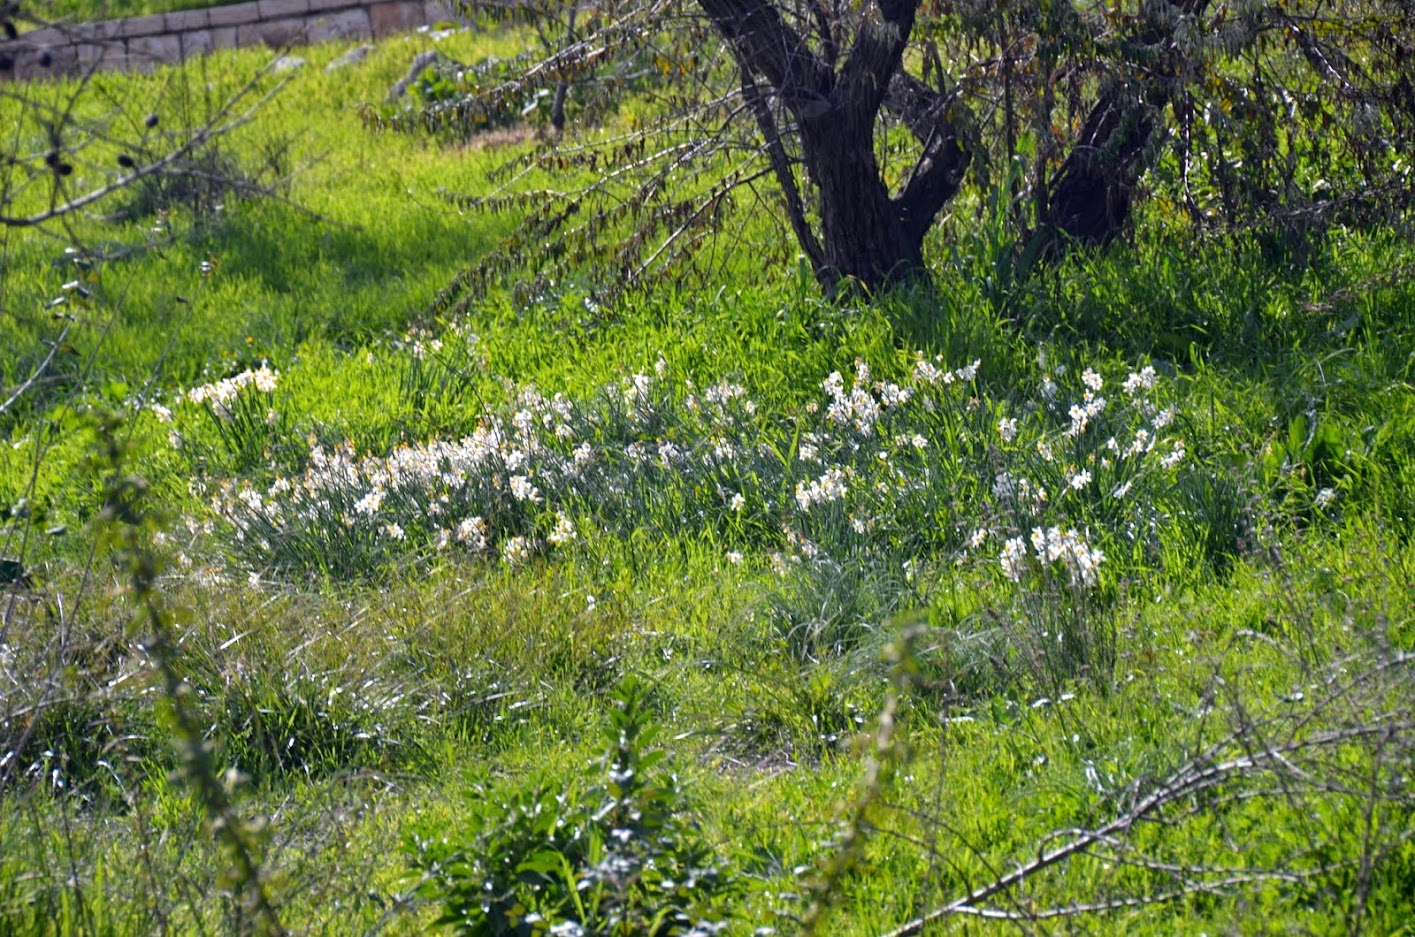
[
  {"xmin": 241, "ymin": 17, "xmax": 306, "ymax": 47},
  {"xmin": 116, "ymin": 14, "xmax": 168, "ymax": 38},
  {"xmin": 181, "ymin": 29, "xmax": 215, "ymax": 59},
  {"xmin": 75, "ymin": 39, "xmax": 128, "ymax": 71},
  {"xmin": 67, "ymin": 19, "xmax": 122, "ymax": 43},
  {"xmin": 305, "ymin": 8, "xmax": 372, "ymax": 43},
  {"xmin": 18, "ymin": 26, "xmax": 71, "ymax": 46},
  {"xmin": 11, "ymin": 43, "xmax": 80, "ymax": 79},
  {"xmin": 370, "ymin": 0, "xmax": 425, "ymax": 37},
  {"xmin": 306, "ymin": 0, "xmax": 359, "ymax": 13},
  {"xmin": 257, "ymin": 0, "xmax": 310, "ymax": 19},
  {"xmin": 210, "ymin": 25, "xmax": 239, "ymax": 49},
  {"xmin": 164, "ymin": 9, "xmax": 211, "ymax": 32},
  {"xmin": 424, "ymin": 0, "xmax": 458, "ymax": 22},
  {"xmin": 126, "ymin": 32, "xmax": 182, "ymax": 66},
  {"xmin": 209, "ymin": 2, "xmax": 261, "ymax": 27}
]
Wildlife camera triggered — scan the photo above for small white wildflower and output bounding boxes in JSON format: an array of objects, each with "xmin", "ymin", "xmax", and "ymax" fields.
[
  {"xmin": 1000, "ymin": 537, "xmax": 1028, "ymax": 582},
  {"xmin": 966, "ymin": 528, "xmax": 989, "ymax": 549},
  {"xmin": 955, "ymin": 359, "xmax": 980, "ymax": 381},
  {"xmin": 1082, "ymin": 368, "xmax": 1104, "ymax": 391},
  {"xmin": 1159, "ymin": 439, "xmax": 1186, "ymax": 469},
  {"xmin": 502, "ymin": 536, "xmax": 532, "ymax": 565},
  {"xmin": 1069, "ymin": 468, "xmax": 1092, "ymax": 491},
  {"xmin": 150, "ymin": 403, "xmax": 173, "ymax": 424},
  {"xmin": 548, "ymin": 512, "xmax": 577, "ymax": 546},
  {"xmin": 726, "ymin": 550, "xmax": 743, "ymax": 565},
  {"xmin": 997, "ymin": 417, "xmax": 1018, "ymax": 442},
  {"xmin": 992, "ymin": 472, "xmax": 1016, "ymax": 500},
  {"xmin": 1111, "ymin": 479, "xmax": 1133, "ymax": 500},
  {"xmin": 509, "ymin": 475, "xmax": 542, "ymax": 503},
  {"xmin": 729, "ymin": 492, "xmax": 746, "ymax": 512},
  {"xmin": 384, "ymin": 522, "xmax": 406, "ymax": 541},
  {"xmin": 1065, "ymin": 403, "xmax": 1090, "ymax": 437},
  {"xmin": 1152, "ymin": 408, "xmax": 1175, "ymax": 430},
  {"xmin": 1314, "ymin": 487, "xmax": 1337, "ymax": 509},
  {"xmin": 913, "ymin": 359, "xmax": 943, "ymax": 384},
  {"xmin": 455, "ymin": 516, "xmax": 488, "ymax": 551},
  {"xmin": 1123, "ymin": 366, "xmax": 1157, "ymax": 395},
  {"xmin": 354, "ymin": 488, "xmax": 385, "ymax": 516}
]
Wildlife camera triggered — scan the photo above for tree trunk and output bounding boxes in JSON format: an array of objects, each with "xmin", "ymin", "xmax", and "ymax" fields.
[
  {"xmin": 696, "ymin": 0, "xmax": 966, "ymax": 293},
  {"xmin": 1038, "ymin": 0, "xmax": 1211, "ymax": 255},
  {"xmin": 801, "ymin": 119, "xmax": 926, "ymax": 289},
  {"xmin": 1038, "ymin": 85, "xmax": 1157, "ymax": 251}
]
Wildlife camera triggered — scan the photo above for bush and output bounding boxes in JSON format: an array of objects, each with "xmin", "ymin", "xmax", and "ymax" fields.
[{"xmin": 406, "ymin": 677, "xmax": 736, "ymax": 935}]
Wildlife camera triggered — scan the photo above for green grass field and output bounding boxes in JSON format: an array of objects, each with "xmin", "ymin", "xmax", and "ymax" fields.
[{"xmin": 3, "ymin": 19, "xmax": 1415, "ymax": 936}]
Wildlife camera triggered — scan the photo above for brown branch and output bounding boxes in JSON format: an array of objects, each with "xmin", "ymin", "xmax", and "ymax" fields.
[
  {"xmin": 694, "ymin": 0, "xmax": 834, "ymax": 119},
  {"xmin": 738, "ymin": 68, "xmax": 825, "ymax": 272},
  {"xmin": 885, "ymin": 70, "xmax": 969, "ymax": 243},
  {"xmin": 836, "ymin": 1, "xmax": 919, "ymax": 122},
  {"xmin": 0, "ymin": 66, "xmax": 286, "ymax": 229}
]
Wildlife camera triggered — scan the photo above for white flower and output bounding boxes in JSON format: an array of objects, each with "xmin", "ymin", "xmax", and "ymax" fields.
[
  {"xmin": 150, "ymin": 403, "xmax": 173, "ymax": 424},
  {"xmin": 502, "ymin": 536, "xmax": 532, "ymax": 564},
  {"xmin": 1065, "ymin": 403, "xmax": 1090, "ymax": 437},
  {"xmin": 1314, "ymin": 487, "xmax": 1337, "ymax": 509},
  {"xmin": 966, "ymin": 528, "xmax": 989, "ymax": 549},
  {"xmin": 1111, "ymin": 479, "xmax": 1133, "ymax": 500},
  {"xmin": 992, "ymin": 472, "xmax": 1016, "ymax": 500},
  {"xmin": 384, "ymin": 522, "xmax": 406, "ymax": 541},
  {"xmin": 548, "ymin": 512, "xmax": 577, "ymax": 546},
  {"xmin": 913, "ymin": 359, "xmax": 943, "ymax": 384},
  {"xmin": 729, "ymin": 492, "xmax": 746, "ymax": 512},
  {"xmin": 726, "ymin": 550, "xmax": 743, "ymax": 565},
  {"xmin": 998, "ymin": 417, "xmax": 1018, "ymax": 442},
  {"xmin": 1000, "ymin": 537, "xmax": 1028, "ymax": 581},
  {"xmin": 955, "ymin": 359, "xmax": 980, "ymax": 381},
  {"xmin": 1123, "ymin": 366, "xmax": 1157, "ymax": 396},
  {"xmin": 509, "ymin": 475, "xmax": 542, "ymax": 503},
  {"xmin": 1069, "ymin": 469, "xmax": 1092, "ymax": 491},
  {"xmin": 1159, "ymin": 439, "xmax": 1186, "ymax": 469},
  {"xmin": 1082, "ymin": 368, "xmax": 1104, "ymax": 391},
  {"xmin": 354, "ymin": 487, "xmax": 385, "ymax": 516},
  {"xmin": 795, "ymin": 466, "xmax": 849, "ymax": 511},
  {"xmin": 251, "ymin": 364, "xmax": 278, "ymax": 393},
  {"xmin": 455, "ymin": 516, "xmax": 488, "ymax": 551},
  {"xmin": 1152, "ymin": 408, "xmax": 1175, "ymax": 430}
]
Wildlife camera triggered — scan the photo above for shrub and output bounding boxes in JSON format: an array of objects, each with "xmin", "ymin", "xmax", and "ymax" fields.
[{"xmin": 406, "ymin": 677, "xmax": 736, "ymax": 935}]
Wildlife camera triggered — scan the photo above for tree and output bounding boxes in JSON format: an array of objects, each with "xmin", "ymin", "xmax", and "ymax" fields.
[{"xmin": 387, "ymin": 0, "xmax": 1415, "ymax": 305}]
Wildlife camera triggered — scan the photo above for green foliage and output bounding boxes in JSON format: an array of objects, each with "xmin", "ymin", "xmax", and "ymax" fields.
[{"xmin": 407, "ymin": 677, "xmax": 735, "ymax": 935}]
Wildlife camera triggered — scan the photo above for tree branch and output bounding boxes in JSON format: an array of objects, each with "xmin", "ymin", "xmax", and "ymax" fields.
[
  {"xmin": 886, "ymin": 70, "xmax": 969, "ymax": 243},
  {"xmin": 694, "ymin": 0, "xmax": 834, "ymax": 119},
  {"xmin": 738, "ymin": 68, "xmax": 825, "ymax": 272}
]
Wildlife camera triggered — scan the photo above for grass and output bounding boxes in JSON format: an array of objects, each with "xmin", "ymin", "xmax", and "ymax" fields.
[{"xmin": 4, "ymin": 18, "xmax": 1415, "ymax": 936}]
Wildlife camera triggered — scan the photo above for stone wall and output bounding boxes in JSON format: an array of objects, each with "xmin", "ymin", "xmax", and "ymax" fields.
[{"xmin": 0, "ymin": 0, "xmax": 458, "ymax": 80}]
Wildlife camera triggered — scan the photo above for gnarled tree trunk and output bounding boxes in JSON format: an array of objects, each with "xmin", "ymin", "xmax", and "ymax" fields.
[{"xmin": 698, "ymin": 0, "xmax": 967, "ymax": 291}]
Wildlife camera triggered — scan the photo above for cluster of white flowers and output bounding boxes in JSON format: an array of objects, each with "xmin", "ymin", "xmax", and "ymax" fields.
[
  {"xmin": 202, "ymin": 348, "xmax": 1188, "ymax": 592},
  {"xmin": 795, "ymin": 466, "xmax": 850, "ymax": 511},
  {"xmin": 998, "ymin": 526, "xmax": 1106, "ymax": 588},
  {"xmin": 185, "ymin": 365, "xmax": 278, "ymax": 419}
]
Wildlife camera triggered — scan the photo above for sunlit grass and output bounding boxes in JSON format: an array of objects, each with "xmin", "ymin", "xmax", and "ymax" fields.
[{"xmin": 3, "ymin": 20, "xmax": 1415, "ymax": 935}]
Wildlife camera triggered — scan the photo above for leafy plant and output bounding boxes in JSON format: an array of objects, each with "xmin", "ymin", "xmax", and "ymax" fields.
[{"xmin": 407, "ymin": 677, "xmax": 735, "ymax": 935}]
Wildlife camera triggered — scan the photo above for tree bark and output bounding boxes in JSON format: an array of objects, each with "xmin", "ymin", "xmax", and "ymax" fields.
[
  {"xmin": 1038, "ymin": 0, "xmax": 1211, "ymax": 253},
  {"xmin": 697, "ymin": 0, "xmax": 968, "ymax": 291}
]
